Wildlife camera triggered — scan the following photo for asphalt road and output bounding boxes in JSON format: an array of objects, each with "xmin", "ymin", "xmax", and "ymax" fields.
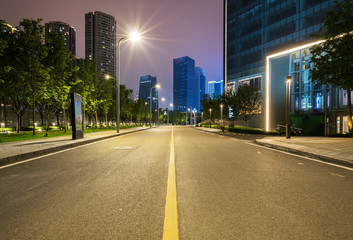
[{"xmin": 0, "ymin": 126, "xmax": 352, "ymax": 239}]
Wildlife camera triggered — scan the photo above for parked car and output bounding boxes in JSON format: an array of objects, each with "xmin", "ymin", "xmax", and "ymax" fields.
[{"xmin": 275, "ymin": 124, "xmax": 303, "ymax": 135}]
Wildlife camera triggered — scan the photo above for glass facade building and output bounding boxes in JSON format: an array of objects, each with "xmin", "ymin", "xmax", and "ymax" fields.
[
  {"xmin": 208, "ymin": 80, "xmax": 224, "ymax": 99},
  {"xmin": 226, "ymin": 0, "xmax": 339, "ymax": 88},
  {"xmin": 195, "ymin": 67, "xmax": 206, "ymax": 112},
  {"xmin": 138, "ymin": 75, "xmax": 158, "ymax": 110},
  {"xmin": 173, "ymin": 56, "xmax": 196, "ymax": 112}
]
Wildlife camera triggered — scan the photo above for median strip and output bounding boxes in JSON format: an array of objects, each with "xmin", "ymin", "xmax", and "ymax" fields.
[{"xmin": 163, "ymin": 127, "xmax": 179, "ymax": 240}]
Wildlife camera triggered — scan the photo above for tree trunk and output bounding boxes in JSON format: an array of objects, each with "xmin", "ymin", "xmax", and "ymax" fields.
[
  {"xmin": 83, "ymin": 102, "xmax": 86, "ymax": 130},
  {"xmin": 63, "ymin": 98, "xmax": 67, "ymax": 133},
  {"xmin": 347, "ymin": 88, "xmax": 353, "ymax": 133},
  {"xmin": 56, "ymin": 111, "xmax": 60, "ymax": 128},
  {"xmin": 95, "ymin": 107, "xmax": 98, "ymax": 129},
  {"xmin": 17, "ymin": 112, "xmax": 21, "ymax": 133},
  {"xmin": 105, "ymin": 112, "xmax": 108, "ymax": 129},
  {"xmin": 32, "ymin": 101, "xmax": 36, "ymax": 135},
  {"xmin": 45, "ymin": 109, "xmax": 50, "ymax": 132}
]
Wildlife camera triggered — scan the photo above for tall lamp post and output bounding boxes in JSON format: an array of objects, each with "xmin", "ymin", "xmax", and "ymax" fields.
[
  {"xmin": 286, "ymin": 76, "xmax": 292, "ymax": 139},
  {"xmin": 168, "ymin": 103, "xmax": 173, "ymax": 125},
  {"xmin": 209, "ymin": 108, "xmax": 212, "ymax": 128},
  {"xmin": 158, "ymin": 97, "xmax": 165, "ymax": 126},
  {"xmin": 150, "ymin": 84, "xmax": 160, "ymax": 127},
  {"xmin": 116, "ymin": 32, "xmax": 140, "ymax": 133}
]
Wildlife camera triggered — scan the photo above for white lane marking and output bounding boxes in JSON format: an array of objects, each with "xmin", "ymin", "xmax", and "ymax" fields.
[
  {"xmin": 257, "ymin": 151, "xmax": 261, "ymax": 155},
  {"xmin": 297, "ymin": 162, "xmax": 304, "ymax": 165},
  {"xmin": 0, "ymin": 131, "xmax": 140, "ymax": 170},
  {"xmin": 329, "ymin": 172, "xmax": 345, "ymax": 178},
  {"xmin": 245, "ymin": 142, "xmax": 353, "ymax": 172}
]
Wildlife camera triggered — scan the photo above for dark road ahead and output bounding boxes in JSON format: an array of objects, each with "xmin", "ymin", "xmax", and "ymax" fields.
[{"xmin": 0, "ymin": 127, "xmax": 352, "ymax": 239}]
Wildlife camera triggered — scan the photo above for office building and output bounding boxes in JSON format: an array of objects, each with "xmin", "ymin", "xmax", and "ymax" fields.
[
  {"xmin": 85, "ymin": 11, "xmax": 116, "ymax": 78},
  {"xmin": 138, "ymin": 75, "xmax": 158, "ymax": 109},
  {"xmin": 195, "ymin": 67, "xmax": 206, "ymax": 111},
  {"xmin": 225, "ymin": 0, "xmax": 341, "ymax": 130},
  {"xmin": 45, "ymin": 21, "xmax": 76, "ymax": 56},
  {"xmin": 208, "ymin": 80, "xmax": 223, "ymax": 99},
  {"xmin": 173, "ymin": 56, "xmax": 196, "ymax": 112}
]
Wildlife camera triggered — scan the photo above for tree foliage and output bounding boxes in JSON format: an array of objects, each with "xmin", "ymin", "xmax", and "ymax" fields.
[{"xmin": 310, "ymin": 0, "xmax": 353, "ymax": 132}]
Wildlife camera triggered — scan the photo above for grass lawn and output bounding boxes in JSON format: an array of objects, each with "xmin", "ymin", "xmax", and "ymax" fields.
[{"xmin": 0, "ymin": 125, "xmax": 143, "ymax": 143}]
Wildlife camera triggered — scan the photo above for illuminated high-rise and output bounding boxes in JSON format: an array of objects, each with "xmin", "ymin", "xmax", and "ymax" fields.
[{"xmin": 85, "ymin": 11, "xmax": 116, "ymax": 78}]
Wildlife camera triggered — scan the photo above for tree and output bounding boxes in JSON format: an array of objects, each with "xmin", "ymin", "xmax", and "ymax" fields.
[
  {"xmin": 98, "ymin": 76, "xmax": 113, "ymax": 128},
  {"xmin": 235, "ymin": 85, "xmax": 262, "ymax": 124},
  {"xmin": 74, "ymin": 59, "xmax": 95, "ymax": 130},
  {"xmin": 0, "ymin": 20, "xmax": 29, "ymax": 132},
  {"xmin": 17, "ymin": 19, "xmax": 49, "ymax": 135},
  {"xmin": 120, "ymin": 84, "xmax": 134, "ymax": 123},
  {"xmin": 310, "ymin": 0, "xmax": 353, "ymax": 133},
  {"xmin": 44, "ymin": 31, "xmax": 75, "ymax": 132}
]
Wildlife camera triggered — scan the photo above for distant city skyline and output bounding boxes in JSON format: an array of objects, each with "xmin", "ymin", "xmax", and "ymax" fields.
[{"xmin": 0, "ymin": 0, "xmax": 223, "ymax": 107}]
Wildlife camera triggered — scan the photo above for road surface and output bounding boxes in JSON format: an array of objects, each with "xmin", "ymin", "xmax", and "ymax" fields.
[{"xmin": 0, "ymin": 126, "xmax": 352, "ymax": 239}]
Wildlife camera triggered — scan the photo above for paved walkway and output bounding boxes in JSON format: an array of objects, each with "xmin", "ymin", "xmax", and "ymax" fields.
[
  {"xmin": 196, "ymin": 127, "xmax": 353, "ymax": 168},
  {"xmin": 0, "ymin": 127, "xmax": 149, "ymax": 165}
]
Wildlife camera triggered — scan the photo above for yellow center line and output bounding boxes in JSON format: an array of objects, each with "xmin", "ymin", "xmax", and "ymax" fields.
[{"xmin": 163, "ymin": 126, "xmax": 179, "ymax": 240}]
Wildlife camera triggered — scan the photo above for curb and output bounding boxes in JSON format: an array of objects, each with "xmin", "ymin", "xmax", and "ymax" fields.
[
  {"xmin": 0, "ymin": 128, "xmax": 149, "ymax": 167},
  {"xmin": 195, "ymin": 127, "xmax": 353, "ymax": 169},
  {"xmin": 255, "ymin": 140, "xmax": 353, "ymax": 169}
]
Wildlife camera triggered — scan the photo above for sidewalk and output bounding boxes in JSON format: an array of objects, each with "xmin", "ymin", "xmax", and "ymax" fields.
[
  {"xmin": 0, "ymin": 127, "xmax": 149, "ymax": 166},
  {"xmin": 256, "ymin": 136, "xmax": 353, "ymax": 168},
  {"xmin": 196, "ymin": 127, "xmax": 353, "ymax": 168}
]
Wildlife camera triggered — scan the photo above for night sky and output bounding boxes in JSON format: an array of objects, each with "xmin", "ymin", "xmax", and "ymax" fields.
[{"xmin": 0, "ymin": 0, "xmax": 223, "ymax": 107}]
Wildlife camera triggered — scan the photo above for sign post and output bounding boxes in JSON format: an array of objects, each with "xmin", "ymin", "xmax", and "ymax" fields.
[{"xmin": 71, "ymin": 93, "xmax": 84, "ymax": 140}]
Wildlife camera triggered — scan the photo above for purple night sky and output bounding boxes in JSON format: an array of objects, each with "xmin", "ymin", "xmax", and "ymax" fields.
[{"xmin": 0, "ymin": 0, "xmax": 223, "ymax": 107}]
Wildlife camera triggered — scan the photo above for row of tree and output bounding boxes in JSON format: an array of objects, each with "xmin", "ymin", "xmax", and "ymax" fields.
[
  {"xmin": 200, "ymin": 85, "xmax": 262, "ymax": 126},
  {"xmin": 0, "ymin": 18, "xmax": 162, "ymax": 134}
]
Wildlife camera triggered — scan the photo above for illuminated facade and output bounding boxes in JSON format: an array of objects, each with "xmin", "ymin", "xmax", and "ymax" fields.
[
  {"xmin": 45, "ymin": 21, "xmax": 76, "ymax": 56},
  {"xmin": 208, "ymin": 80, "xmax": 223, "ymax": 99},
  {"xmin": 85, "ymin": 11, "xmax": 116, "ymax": 78},
  {"xmin": 195, "ymin": 67, "xmax": 206, "ymax": 112},
  {"xmin": 266, "ymin": 41, "xmax": 352, "ymax": 134},
  {"xmin": 139, "ymin": 75, "xmax": 158, "ymax": 109},
  {"xmin": 173, "ymin": 56, "xmax": 196, "ymax": 112},
  {"xmin": 226, "ymin": 0, "xmax": 343, "ymax": 130}
]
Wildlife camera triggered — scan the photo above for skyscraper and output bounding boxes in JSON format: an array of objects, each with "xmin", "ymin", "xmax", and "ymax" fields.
[
  {"xmin": 195, "ymin": 67, "xmax": 206, "ymax": 111},
  {"xmin": 173, "ymin": 56, "xmax": 196, "ymax": 112},
  {"xmin": 85, "ymin": 11, "xmax": 116, "ymax": 78},
  {"xmin": 139, "ymin": 75, "xmax": 158, "ymax": 109},
  {"xmin": 45, "ymin": 21, "xmax": 76, "ymax": 56},
  {"xmin": 208, "ymin": 80, "xmax": 223, "ymax": 99},
  {"xmin": 225, "ymin": 0, "xmax": 339, "ymax": 89}
]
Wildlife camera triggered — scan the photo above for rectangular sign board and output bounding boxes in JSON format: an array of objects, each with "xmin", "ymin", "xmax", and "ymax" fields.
[{"xmin": 71, "ymin": 93, "xmax": 84, "ymax": 140}]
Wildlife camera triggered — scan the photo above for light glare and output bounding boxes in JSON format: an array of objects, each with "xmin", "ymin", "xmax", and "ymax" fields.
[{"xmin": 129, "ymin": 32, "xmax": 141, "ymax": 42}]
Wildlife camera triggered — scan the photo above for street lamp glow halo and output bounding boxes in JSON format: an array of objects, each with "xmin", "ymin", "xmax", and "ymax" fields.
[{"xmin": 129, "ymin": 31, "xmax": 141, "ymax": 42}]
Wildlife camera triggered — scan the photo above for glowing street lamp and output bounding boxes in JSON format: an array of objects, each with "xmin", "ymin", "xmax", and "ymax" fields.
[
  {"xmin": 116, "ymin": 31, "xmax": 141, "ymax": 133},
  {"xmin": 158, "ymin": 97, "xmax": 165, "ymax": 126},
  {"xmin": 285, "ymin": 76, "xmax": 292, "ymax": 138},
  {"xmin": 209, "ymin": 108, "xmax": 212, "ymax": 128},
  {"xmin": 150, "ymin": 84, "xmax": 160, "ymax": 127},
  {"xmin": 168, "ymin": 103, "xmax": 173, "ymax": 125},
  {"xmin": 220, "ymin": 104, "xmax": 224, "ymax": 130}
]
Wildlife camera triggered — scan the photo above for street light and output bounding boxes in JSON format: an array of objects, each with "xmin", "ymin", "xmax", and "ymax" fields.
[
  {"xmin": 220, "ymin": 104, "xmax": 224, "ymax": 130},
  {"xmin": 286, "ymin": 76, "xmax": 291, "ymax": 139},
  {"xmin": 150, "ymin": 84, "xmax": 160, "ymax": 127},
  {"xmin": 116, "ymin": 31, "xmax": 141, "ymax": 133},
  {"xmin": 209, "ymin": 108, "xmax": 212, "ymax": 128},
  {"xmin": 168, "ymin": 103, "xmax": 173, "ymax": 125},
  {"xmin": 158, "ymin": 97, "xmax": 165, "ymax": 126}
]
